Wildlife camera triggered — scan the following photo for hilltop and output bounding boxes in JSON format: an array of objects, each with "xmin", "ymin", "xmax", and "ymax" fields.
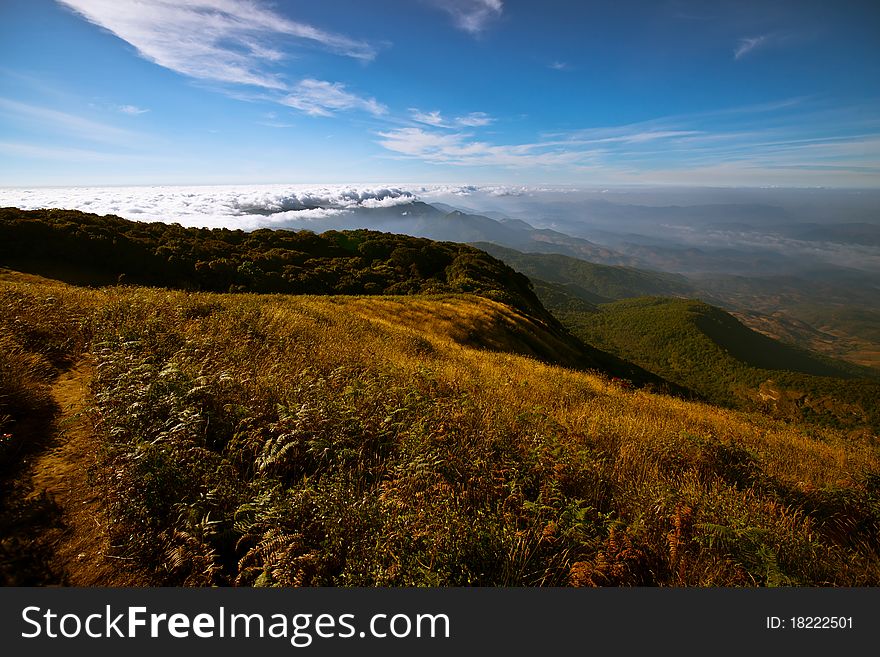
[
  {"xmin": 475, "ymin": 242, "xmax": 880, "ymax": 373},
  {"xmin": 0, "ymin": 206, "xmax": 545, "ymax": 319}
]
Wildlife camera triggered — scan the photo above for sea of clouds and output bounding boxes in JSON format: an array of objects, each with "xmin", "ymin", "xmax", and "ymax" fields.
[
  {"xmin": 0, "ymin": 184, "xmax": 423, "ymax": 229},
  {"xmin": 4, "ymin": 183, "xmax": 877, "ymax": 273},
  {"xmin": 0, "ymin": 183, "xmax": 556, "ymax": 230}
]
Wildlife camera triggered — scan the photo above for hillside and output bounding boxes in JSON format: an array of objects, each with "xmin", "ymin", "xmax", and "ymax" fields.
[
  {"xmin": 0, "ymin": 208, "xmax": 683, "ymax": 390},
  {"xmin": 0, "ymin": 206, "xmax": 548, "ymax": 320},
  {"xmin": 473, "ymin": 242, "xmax": 695, "ymax": 303},
  {"xmin": 550, "ymin": 296, "xmax": 880, "ymax": 430},
  {"xmin": 471, "ymin": 241, "xmax": 880, "ymax": 372},
  {"xmin": 2, "ymin": 272, "xmax": 879, "ymax": 587},
  {"xmin": 689, "ymin": 271, "xmax": 880, "ymax": 369}
]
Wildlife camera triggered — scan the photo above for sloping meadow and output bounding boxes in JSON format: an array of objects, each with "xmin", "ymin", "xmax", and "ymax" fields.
[{"xmin": 2, "ymin": 274, "xmax": 879, "ymax": 586}]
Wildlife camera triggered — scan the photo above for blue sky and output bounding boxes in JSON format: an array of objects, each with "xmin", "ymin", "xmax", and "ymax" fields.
[{"xmin": 1, "ymin": 0, "xmax": 879, "ymax": 187}]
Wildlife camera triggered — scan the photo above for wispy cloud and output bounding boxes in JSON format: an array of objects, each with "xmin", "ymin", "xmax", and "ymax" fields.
[
  {"xmin": 378, "ymin": 97, "xmax": 880, "ymax": 185},
  {"xmin": 545, "ymin": 97, "xmax": 810, "ymax": 143},
  {"xmin": 456, "ymin": 111, "xmax": 494, "ymax": 127},
  {"xmin": 258, "ymin": 120, "xmax": 296, "ymax": 129},
  {"xmin": 376, "ymin": 127, "xmax": 590, "ymax": 168},
  {"xmin": 734, "ymin": 34, "xmax": 770, "ymax": 60},
  {"xmin": 117, "ymin": 104, "xmax": 149, "ymax": 115},
  {"xmin": 410, "ymin": 109, "xmax": 447, "ymax": 127},
  {"xmin": 58, "ymin": 1, "xmax": 377, "ymax": 91},
  {"xmin": 429, "ymin": 0, "xmax": 503, "ymax": 34},
  {"xmin": 409, "ymin": 108, "xmax": 495, "ymax": 128},
  {"xmin": 0, "ymin": 97, "xmax": 140, "ymax": 144},
  {"xmin": 573, "ymin": 130, "xmax": 703, "ymax": 146},
  {"xmin": 0, "ymin": 141, "xmax": 142, "ymax": 162},
  {"xmin": 257, "ymin": 112, "xmax": 295, "ymax": 129},
  {"xmin": 282, "ymin": 79, "xmax": 386, "ymax": 117},
  {"xmin": 548, "ymin": 61, "xmax": 570, "ymax": 71},
  {"xmin": 57, "ymin": 1, "xmax": 386, "ymax": 120}
]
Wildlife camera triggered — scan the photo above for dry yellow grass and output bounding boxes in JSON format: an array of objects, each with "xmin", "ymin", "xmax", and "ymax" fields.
[{"xmin": 2, "ymin": 271, "xmax": 879, "ymax": 586}]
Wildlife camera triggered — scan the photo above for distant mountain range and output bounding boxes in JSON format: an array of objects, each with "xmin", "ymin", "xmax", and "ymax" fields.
[
  {"xmin": 472, "ymin": 242, "xmax": 695, "ymax": 303},
  {"xmin": 345, "ymin": 201, "xmax": 637, "ymax": 266}
]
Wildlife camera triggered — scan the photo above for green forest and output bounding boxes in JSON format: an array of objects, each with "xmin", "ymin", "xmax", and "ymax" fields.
[
  {"xmin": 0, "ymin": 207, "xmax": 546, "ymax": 319},
  {"xmin": 546, "ymin": 295, "xmax": 880, "ymax": 431}
]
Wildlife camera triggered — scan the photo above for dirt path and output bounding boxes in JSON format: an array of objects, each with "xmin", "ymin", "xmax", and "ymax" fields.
[{"xmin": 22, "ymin": 361, "xmax": 140, "ymax": 586}]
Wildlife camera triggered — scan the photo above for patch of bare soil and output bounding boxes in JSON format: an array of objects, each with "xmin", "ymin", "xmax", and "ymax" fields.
[{"xmin": 4, "ymin": 361, "xmax": 146, "ymax": 586}]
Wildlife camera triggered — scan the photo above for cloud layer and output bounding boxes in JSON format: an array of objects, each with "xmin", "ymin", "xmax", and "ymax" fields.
[
  {"xmin": 5, "ymin": 184, "xmax": 878, "ymax": 276},
  {"xmin": 0, "ymin": 184, "xmax": 417, "ymax": 229},
  {"xmin": 0, "ymin": 183, "xmax": 567, "ymax": 231}
]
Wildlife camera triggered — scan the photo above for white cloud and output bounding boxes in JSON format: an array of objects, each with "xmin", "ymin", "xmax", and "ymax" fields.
[
  {"xmin": 118, "ymin": 104, "xmax": 149, "ymax": 115},
  {"xmin": 376, "ymin": 97, "xmax": 880, "ymax": 182},
  {"xmin": 548, "ymin": 61, "xmax": 570, "ymax": 71},
  {"xmin": 57, "ymin": 0, "xmax": 377, "ymax": 90},
  {"xmin": 0, "ymin": 141, "xmax": 138, "ymax": 162},
  {"xmin": 377, "ymin": 127, "xmax": 475, "ymax": 158},
  {"xmin": 409, "ymin": 108, "xmax": 494, "ymax": 128},
  {"xmin": 2, "ymin": 183, "xmax": 599, "ymax": 230},
  {"xmin": 0, "ymin": 184, "xmax": 417, "ymax": 229},
  {"xmin": 0, "ymin": 182, "xmax": 573, "ymax": 228},
  {"xmin": 375, "ymin": 123, "xmax": 703, "ymax": 169},
  {"xmin": 592, "ymin": 130, "xmax": 703, "ymax": 145},
  {"xmin": 376, "ymin": 127, "xmax": 588, "ymax": 168},
  {"xmin": 282, "ymin": 79, "xmax": 386, "ymax": 117},
  {"xmin": 410, "ymin": 109, "xmax": 447, "ymax": 127},
  {"xmin": 0, "ymin": 97, "xmax": 140, "ymax": 144},
  {"xmin": 227, "ymin": 186, "xmax": 415, "ymax": 213},
  {"xmin": 262, "ymin": 207, "xmax": 348, "ymax": 223},
  {"xmin": 455, "ymin": 111, "xmax": 494, "ymax": 127},
  {"xmin": 59, "ymin": 2, "xmax": 388, "ymax": 120},
  {"xmin": 734, "ymin": 35, "xmax": 769, "ymax": 60},
  {"xmin": 430, "ymin": 0, "xmax": 503, "ymax": 34}
]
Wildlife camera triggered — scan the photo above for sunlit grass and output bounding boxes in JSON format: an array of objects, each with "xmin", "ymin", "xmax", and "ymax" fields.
[{"xmin": 2, "ymin": 272, "xmax": 878, "ymax": 586}]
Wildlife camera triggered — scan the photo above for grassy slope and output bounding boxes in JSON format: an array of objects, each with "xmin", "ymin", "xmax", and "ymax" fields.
[
  {"xmin": 0, "ymin": 208, "xmax": 681, "ymax": 391},
  {"xmin": 479, "ymin": 242, "xmax": 880, "ymax": 372},
  {"xmin": 469, "ymin": 244, "xmax": 879, "ymax": 429},
  {"xmin": 552, "ymin": 296, "xmax": 880, "ymax": 430},
  {"xmin": 2, "ymin": 272, "xmax": 879, "ymax": 586}
]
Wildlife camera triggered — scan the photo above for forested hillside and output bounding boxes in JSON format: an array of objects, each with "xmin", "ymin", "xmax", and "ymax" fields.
[
  {"xmin": 549, "ymin": 296, "xmax": 880, "ymax": 430},
  {"xmin": 0, "ymin": 207, "xmax": 546, "ymax": 319}
]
